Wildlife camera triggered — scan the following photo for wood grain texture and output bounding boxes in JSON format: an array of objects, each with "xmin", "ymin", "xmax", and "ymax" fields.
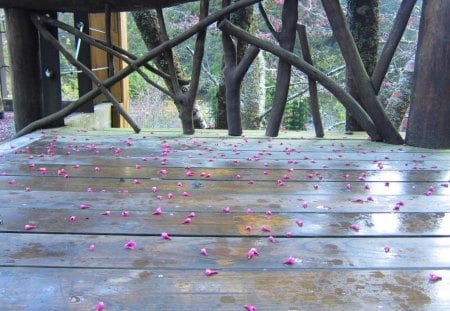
[{"xmin": 0, "ymin": 129, "xmax": 449, "ymax": 310}]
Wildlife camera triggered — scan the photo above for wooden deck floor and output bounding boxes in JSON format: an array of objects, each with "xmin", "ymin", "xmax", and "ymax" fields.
[{"xmin": 1, "ymin": 128, "xmax": 449, "ymax": 310}]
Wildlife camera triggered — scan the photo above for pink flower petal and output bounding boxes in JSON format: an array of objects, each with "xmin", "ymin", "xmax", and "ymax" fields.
[
  {"xmin": 261, "ymin": 225, "xmax": 271, "ymax": 232},
  {"xmin": 95, "ymin": 301, "xmax": 105, "ymax": 311},
  {"xmin": 201, "ymin": 248, "xmax": 208, "ymax": 256},
  {"xmin": 283, "ymin": 256, "xmax": 296, "ymax": 265},
  {"xmin": 121, "ymin": 211, "xmax": 129, "ymax": 217},
  {"xmin": 80, "ymin": 204, "xmax": 91, "ymax": 209},
  {"xmin": 89, "ymin": 244, "xmax": 95, "ymax": 251},
  {"xmin": 384, "ymin": 245, "xmax": 390, "ymax": 253},
  {"xmin": 268, "ymin": 236, "xmax": 276, "ymax": 243},
  {"xmin": 24, "ymin": 224, "xmax": 37, "ymax": 231},
  {"xmin": 187, "ymin": 212, "xmax": 196, "ymax": 218},
  {"xmin": 429, "ymin": 273, "xmax": 442, "ymax": 282},
  {"xmin": 204, "ymin": 268, "xmax": 219, "ymax": 276},
  {"xmin": 69, "ymin": 216, "xmax": 77, "ymax": 222},
  {"xmin": 182, "ymin": 217, "xmax": 192, "ymax": 224},
  {"xmin": 295, "ymin": 220, "xmax": 304, "ymax": 227},
  {"xmin": 244, "ymin": 304, "xmax": 257, "ymax": 311},
  {"xmin": 124, "ymin": 240, "xmax": 136, "ymax": 250},
  {"xmin": 101, "ymin": 210, "xmax": 111, "ymax": 216},
  {"xmin": 350, "ymin": 224, "xmax": 360, "ymax": 232},
  {"xmin": 161, "ymin": 232, "xmax": 172, "ymax": 240},
  {"xmin": 152, "ymin": 207, "xmax": 163, "ymax": 215},
  {"xmin": 223, "ymin": 207, "xmax": 231, "ymax": 213},
  {"xmin": 247, "ymin": 248, "xmax": 260, "ymax": 260},
  {"xmin": 265, "ymin": 210, "xmax": 272, "ymax": 216}
]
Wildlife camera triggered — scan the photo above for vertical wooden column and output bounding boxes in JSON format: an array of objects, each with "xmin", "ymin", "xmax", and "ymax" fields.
[
  {"xmin": 5, "ymin": 8, "xmax": 43, "ymax": 132},
  {"xmin": 74, "ymin": 12, "xmax": 94, "ymax": 112},
  {"xmin": 406, "ymin": 0, "xmax": 450, "ymax": 148},
  {"xmin": 89, "ymin": 12, "xmax": 129, "ymax": 128},
  {"xmin": 39, "ymin": 12, "xmax": 64, "ymax": 126}
]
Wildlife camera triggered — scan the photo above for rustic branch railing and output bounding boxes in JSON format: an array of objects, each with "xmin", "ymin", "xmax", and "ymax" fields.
[{"xmin": 14, "ymin": 0, "xmax": 262, "ymax": 137}]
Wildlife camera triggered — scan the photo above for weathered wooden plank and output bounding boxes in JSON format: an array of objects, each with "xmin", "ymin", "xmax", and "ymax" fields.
[
  {"xmin": 1, "ymin": 190, "xmax": 449, "ymax": 213},
  {"xmin": 0, "ymin": 0, "xmax": 198, "ymax": 12},
  {"xmin": 2, "ymin": 207, "xmax": 449, "ymax": 237},
  {"xmin": 1, "ymin": 267, "xmax": 448, "ymax": 310},
  {"xmin": 1, "ymin": 175, "xmax": 447, "ymax": 197},
  {"xmin": 2, "ymin": 164, "xmax": 449, "ymax": 183},
  {"xmin": 3, "ymin": 234, "xmax": 450, "ymax": 270}
]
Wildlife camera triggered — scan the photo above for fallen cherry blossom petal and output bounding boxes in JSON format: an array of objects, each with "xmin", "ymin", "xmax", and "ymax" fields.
[
  {"xmin": 121, "ymin": 211, "xmax": 129, "ymax": 217},
  {"xmin": 283, "ymin": 256, "xmax": 296, "ymax": 265},
  {"xmin": 152, "ymin": 186, "xmax": 158, "ymax": 193},
  {"xmin": 187, "ymin": 212, "xmax": 196, "ymax": 218},
  {"xmin": 245, "ymin": 225, "xmax": 253, "ymax": 231},
  {"xmin": 246, "ymin": 208, "xmax": 253, "ymax": 214},
  {"xmin": 124, "ymin": 240, "xmax": 136, "ymax": 250},
  {"xmin": 247, "ymin": 248, "xmax": 260, "ymax": 260},
  {"xmin": 244, "ymin": 304, "xmax": 257, "ymax": 311},
  {"xmin": 286, "ymin": 232, "xmax": 293, "ymax": 237},
  {"xmin": 161, "ymin": 232, "xmax": 172, "ymax": 240},
  {"xmin": 159, "ymin": 169, "xmax": 168, "ymax": 175},
  {"xmin": 101, "ymin": 211, "xmax": 111, "ymax": 216},
  {"xmin": 182, "ymin": 191, "xmax": 191, "ymax": 197},
  {"xmin": 268, "ymin": 236, "xmax": 276, "ymax": 243},
  {"xmin": 313, "ymin": 184, "xmax": 319, "ymax": 190},
  {"xmin": 302, "ymin": 202, "xmax": 308, "ymax": 209},
  {"xmin": 350, "ymin": 224, "xmax": 360, "ymax": 231},
  {"xmin": 80, "ymin": 204, "xmax": 91, "ymax": 209},
  {"xmin": 201, "ymin": 248, "xmax": 208, "ymax": 256},
  {"xmin": 261, "ymin": 225, "xmax": 271, "ymax": 232},
  {"xmin": 223, "ymin": 207, "xmax": 231, "ymax": 213},
  {"xmin": 182, "ymin": 217, "xmax": 192, "ymax": 224},
  {"xmin": 296, "ymin": 220, "xmax": 304, "ymax": 227},
  {"xmin": 384, "ymin": 245, "xmax": 390, "ymax": 253},
  {"xmin": 352, "ymin": 198, "xmax": 364, "ymax": 203},
  {"xmin": 69, "ymin": 216, "xmax": 77, "ymax": 222},
  {"xmin": 265, "ymin": 210, "xmax": 272, "ymax": 216},
  {"xmin": 429, "ymin": 273, "xmax": 442, "ymax": 282},
  {"xmin": 152, "ymin": 207, "xmax": 163, "ymax": 215},
  {"xmin": 167, "ymin": 193, "xmax": 174, "ymax": 199},
  {"xmin": 95, "ymin": 301, "xmax": 105, "ymax": 311},
  {"xmin": 204, "ymin": 269, "xmax": 219, "ymax": 276},
  {"xmin": 24, "ymin": 224, "xmax": 37, "ymax": 230}
]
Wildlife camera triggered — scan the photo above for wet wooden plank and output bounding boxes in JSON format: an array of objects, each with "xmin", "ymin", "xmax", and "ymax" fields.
[
  {"xmin": 1, "ymin": 177, "xmax": 448, "ymax": 200},
  {"xmin": 3, "ymin": 234, "xmax": 450, "ymax": 270},
  {"xmin": 1, "ymin": 207, "xmax": 449, "ymax": 237},
  {"xmin": 1, "ymin": 189, "xmax": 449, "ymax": 213},
  {"xmin": 0, "ymin": 268, "xmax": 448, "ymax": 310},
  {"xmin": 2, "ymin": 164, "xmax": 449, "ymax": 183}
]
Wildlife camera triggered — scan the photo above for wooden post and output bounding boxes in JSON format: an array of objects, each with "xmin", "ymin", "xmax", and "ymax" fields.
[
  {"xmin": 297, "ymin": 24, "xmax": 324, "ymax": 138},
  {"xmin": 89, "ymin": 12, "xmax": 129, "ymax": 128},
  {"xmin": 74, "ymin": 12, "xmax": 94, "ymax": 112},
  {"xmin": 39, "ymin": 12, "xmax": 63, "ymax": 127},
  {"xmin": 5, "ymin": 8, "xmax": 43, "ymax": 132},
  {"xmin": 406, "ymin": 0, "xmax": 450, "ymax": 148}
]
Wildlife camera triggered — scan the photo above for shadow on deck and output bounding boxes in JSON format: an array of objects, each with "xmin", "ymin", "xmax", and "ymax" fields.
[{"xmin": 0, "ymin": 129, "xmax": 449, "ymax": 310}]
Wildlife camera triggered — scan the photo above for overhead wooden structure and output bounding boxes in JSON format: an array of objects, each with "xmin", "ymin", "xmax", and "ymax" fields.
[{"xmin": 0, "ymin": 0, "xmax": 198, "ymax": 12}]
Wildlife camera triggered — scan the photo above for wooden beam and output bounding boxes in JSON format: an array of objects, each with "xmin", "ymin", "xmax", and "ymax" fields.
[
  {"xmin": 297, "ymin": 24, "xmax": 324, "ymax": 138},
  {"xmin": 73, "ymin": 12, "xmax": 94, "ymax": 112},
  {"xmin": 321, "ymin": 1, "xmax": 404, "ymax": 145},
  {"xmin": 39, "ymin": 12, "xmax": 64, "ymax": 127},
  {"xmin": 0, "ymin": 0, "xmax": 198, "ymax": 13},
  {"xmin": 406, "ymin": 0, "xmax": 450, "ymax": 148},
  {"xmin": 5, "ymin": 8, "xmax": 43, "ymax": 132}
]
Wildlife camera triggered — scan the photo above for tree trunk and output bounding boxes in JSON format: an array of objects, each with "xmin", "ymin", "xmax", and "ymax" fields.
[
  {"xmin": 265, "ymin": 0, "xmax": 298, "ymax": 137},
  {"xmin": 384, "ymin": 55, "xmax": 414, "ymax": 130},
  {"xmin": 345, "ymin": 0, "xmax": 379, "ymax": 132},
  {"xmin": 406, "ymin": 0, "xmax": 450, "ymax": 148}
]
